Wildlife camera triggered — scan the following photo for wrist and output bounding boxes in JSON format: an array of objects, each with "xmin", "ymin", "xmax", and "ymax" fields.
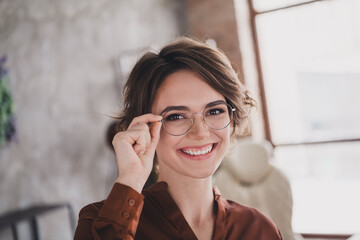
[{"xmin": 115, "ymin": 176, "xmax": 145, "ymax": 193}]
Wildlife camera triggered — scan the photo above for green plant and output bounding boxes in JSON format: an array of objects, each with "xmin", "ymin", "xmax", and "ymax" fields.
[{"xmin": 0, "ymin": 56, "xmax": 16, "ymax": 145}]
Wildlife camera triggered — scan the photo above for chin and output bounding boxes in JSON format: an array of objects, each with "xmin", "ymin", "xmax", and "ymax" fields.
[{"xmin": 186, "ymin": 163, "xmax": 221, "ymax": 179}]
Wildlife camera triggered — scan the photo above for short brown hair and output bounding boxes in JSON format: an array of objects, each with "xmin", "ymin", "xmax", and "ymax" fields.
[{"xmin": 117, "ymin": 37, "xmax": 255, "ymax": 138}]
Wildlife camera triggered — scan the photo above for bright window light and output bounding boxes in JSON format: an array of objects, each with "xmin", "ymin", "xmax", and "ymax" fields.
[
  {"xmin": 256, "ymin": 0, "xmax": 360, "ymax": 144},
  {"xmin": 239, "ymin": 0, "xmax": 360, "ymax": 234}
]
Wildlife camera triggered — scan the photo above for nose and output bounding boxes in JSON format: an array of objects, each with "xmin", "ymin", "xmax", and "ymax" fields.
[{"xmin": 187, "ymin": 113, "xmax": 210, "ymax": 139}]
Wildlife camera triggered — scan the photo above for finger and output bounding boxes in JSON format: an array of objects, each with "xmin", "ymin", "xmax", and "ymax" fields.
[
  {"xmin": 144, "ymin": 121, "xmax": 162, "ymax": 157},
  {"xmin": 112, "ymin": 127, "xmax": 149, "ymax": 155},
  {"xmin": 133, "ymin": 144, "xmax": 146, "ymax": 155},
  {"xmin": 124, "ymin": 122, "xmax": 151, "ymax": 141},
  {"xmin": 132, "ymin": 130, "xmax": 149, "ymax": 152},
  {"xmin": 128, "ymin": 114, "xmax": 162, "ymax": 129}
]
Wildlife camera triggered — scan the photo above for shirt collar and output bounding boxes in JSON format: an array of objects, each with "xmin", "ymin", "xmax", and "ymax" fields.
[{"xmin": 143, "ymin": 181, "xmax": 227, "ymax": 240}]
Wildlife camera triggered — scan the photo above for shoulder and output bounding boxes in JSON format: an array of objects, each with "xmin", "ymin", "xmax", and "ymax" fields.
[
  {"xmin": 221, "ymin": 199, "xmax": 282, "ymax": 239},
  {"xmin": 223, "ymin": 198, "xmax": 276, "ymax": 226},
  {"xmin": 78, "ymin": 183, "xmax": 145, "ymax": 220},
  {"xmin": 74, "ymin": 201, "xmax": 105, "ymax": 239},
  {"xmin": 78, "ymin": 201, "xmax": 105, "ymax": 220},
  {"xmin": 222, "ymin": 198, "xmax": 264, "ymax": 220}
]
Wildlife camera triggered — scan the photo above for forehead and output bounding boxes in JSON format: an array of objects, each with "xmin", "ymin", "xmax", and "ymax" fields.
[{"xmin": 151, "ymin": 70, "xmax": 225, "ymax": 113}]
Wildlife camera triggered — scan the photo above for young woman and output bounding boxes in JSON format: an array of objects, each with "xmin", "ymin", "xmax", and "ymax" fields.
[{"xmin": 74, "ymin": 37, "xmax": 282, "ymax": 240}]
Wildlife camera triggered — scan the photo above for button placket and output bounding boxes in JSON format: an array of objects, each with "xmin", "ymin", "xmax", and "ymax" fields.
[
  {"xmin": 128, "ymin": 198, "xmax": 135, "ymax": 206},
  {"xmin": 122, "ymin": 198, "xmax": 136, "ymax": 219},
  {"xmin": 122, "ymin": 211, "xmax": 130, "ymax": 219}
]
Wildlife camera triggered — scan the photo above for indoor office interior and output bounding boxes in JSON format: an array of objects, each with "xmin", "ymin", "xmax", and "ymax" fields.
[{"xmin": 0, "ymin": 0, "xmax": 359, "ymax": 239}]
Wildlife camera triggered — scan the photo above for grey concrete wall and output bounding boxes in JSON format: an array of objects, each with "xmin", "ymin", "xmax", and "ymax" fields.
[{"xmin": 0, "ymin": 0, "xmax": 186, "ymax": 239}]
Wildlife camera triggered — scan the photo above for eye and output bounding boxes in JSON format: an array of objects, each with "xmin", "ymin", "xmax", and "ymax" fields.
[
  {"xmin": 206, "ymin": 108, "xmax": 225, "ymax": 116},
  {"xmin": 165, "ymin": 113, "xmax": 185, "ymax": 121}
]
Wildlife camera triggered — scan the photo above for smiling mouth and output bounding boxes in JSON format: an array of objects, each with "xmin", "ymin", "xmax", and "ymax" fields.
[{"xmin": 179, "ymin": 143, "xmax": 216, "ymax": 156}]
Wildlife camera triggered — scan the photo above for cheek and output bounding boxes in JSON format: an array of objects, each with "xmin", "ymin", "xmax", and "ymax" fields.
[
  {"xmin": 222, "ymin": 125, "xmax": 232, "ymax": 139},
  {"xmin": 219, "ymin": 128, "xmax": 231, "ymax": 151},
  {"xmin": 158, "ymin": 129, "xmax": 170, "ymax": 147},
  {"xmin": 156, "ymin": 130, "xmax": 176, "ymax": 157}
]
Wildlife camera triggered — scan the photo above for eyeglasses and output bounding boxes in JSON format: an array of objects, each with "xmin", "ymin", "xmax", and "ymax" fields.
[{"xmin": 161, "ymin": 102, "xmax": 235, "ymax": 136}]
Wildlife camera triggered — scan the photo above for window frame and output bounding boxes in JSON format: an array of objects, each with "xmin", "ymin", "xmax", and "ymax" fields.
[
  {"xmin": 247, "ymin": 0, "xmax": 360, "ymax": 147},
  {"xmin": 246, "ymin": 0, "xmax": 359, "ymax": 237}
]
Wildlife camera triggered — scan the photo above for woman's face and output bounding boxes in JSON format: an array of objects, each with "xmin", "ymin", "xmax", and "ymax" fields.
[{"xmin": 152, "ymin": 70, "xmax": 231, "ymax": 180}]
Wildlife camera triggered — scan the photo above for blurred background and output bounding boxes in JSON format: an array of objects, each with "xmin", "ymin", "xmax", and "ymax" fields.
[{"xmin": 0, "ymin": 0, "xmax": 359, "ymax": 239}]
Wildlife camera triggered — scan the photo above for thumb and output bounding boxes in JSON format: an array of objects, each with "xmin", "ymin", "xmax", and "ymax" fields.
[{"xmin": 144, "ymin": 121, "xmax": 162, "ymax": 157}]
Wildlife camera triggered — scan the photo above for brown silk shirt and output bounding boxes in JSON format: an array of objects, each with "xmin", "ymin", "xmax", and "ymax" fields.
[{"xmin": 74, "ymin": 182, "xmax": 282, "ymax": 240}]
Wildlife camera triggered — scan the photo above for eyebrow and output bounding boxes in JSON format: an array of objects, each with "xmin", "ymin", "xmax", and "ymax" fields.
[{"xmin": 159, "ymin": 100, "xmax": 227, "ymax": 115}]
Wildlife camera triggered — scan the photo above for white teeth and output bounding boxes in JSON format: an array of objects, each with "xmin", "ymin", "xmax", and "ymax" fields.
[{"xmin": 182, "ymin": 145, "xmax": 213, "ymax": 156}]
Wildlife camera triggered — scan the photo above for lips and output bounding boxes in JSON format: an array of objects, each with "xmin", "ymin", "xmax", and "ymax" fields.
[{"xmin": 177, "ymin": 143, "xmax": 217, "ymax": 159}]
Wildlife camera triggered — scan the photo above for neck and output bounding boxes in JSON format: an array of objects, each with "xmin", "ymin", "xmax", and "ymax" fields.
[{"xmin": 158, "ymin": 171, "xmax": 215, "ymax": 227}]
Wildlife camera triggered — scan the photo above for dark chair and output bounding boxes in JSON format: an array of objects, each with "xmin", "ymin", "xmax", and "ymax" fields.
[{"xmin": 0, "ymin": 203, "xmax": 76, "ymax": 240}]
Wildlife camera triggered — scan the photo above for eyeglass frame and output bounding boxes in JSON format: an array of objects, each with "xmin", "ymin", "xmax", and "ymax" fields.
[{"xmin": 160, "ymin": 102, "xmax": 236, "ymax": 136}]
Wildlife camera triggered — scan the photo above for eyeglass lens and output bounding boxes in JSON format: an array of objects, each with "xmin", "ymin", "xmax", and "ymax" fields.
[{"xmin": 161, "ymin": 103, "xmax": 233, "ymax": 136}]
